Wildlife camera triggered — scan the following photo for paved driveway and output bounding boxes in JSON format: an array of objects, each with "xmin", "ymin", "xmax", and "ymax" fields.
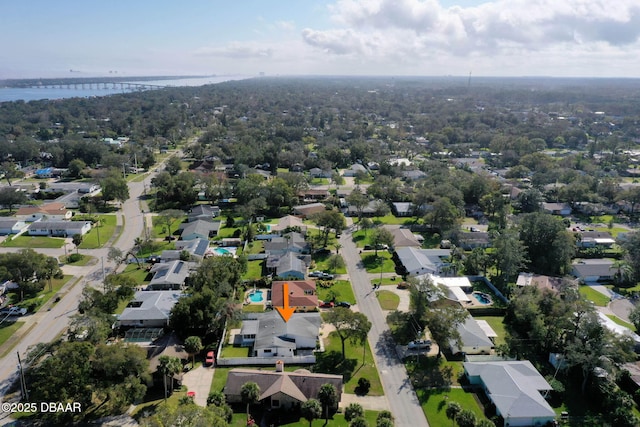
[{"xmin": 182, "ymin": 365, "xmax": 215, "ymax": 407}]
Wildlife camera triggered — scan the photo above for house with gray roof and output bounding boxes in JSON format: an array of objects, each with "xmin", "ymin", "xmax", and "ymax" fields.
[
  {"xmin": 269, "ymin": 251, "xmax": 307, "ymax": 280},
  {"xmin": 395, "ymin": 247, "xmax": 451, "ymax": 276},
  {"xmin": 464, "ymin": 361, "xmax": 556, "ymax": 427},
  {"xmin": 147, "ymin": 260, "xmax": 191, "ymax": 290},
  {"xmin": 224, "ymin": 363, "xmax": 342, "ymax": 410},
  {"xmin": 239, "ymin": 311, "xmax": 321, "ymax": 357},
  {"xmin": 450, "ymin": 317, "xmax": 495, "ymax": 355},
  {"xmin": 343, "ymin": 163, "xmax": 368, "ymax": 177},
  {"xmin": 389, "ymin": 227, "xmax": 422, "ymax": 248},
  {"xmin": 571, "ymin": 259, "xmax": 617, "ymax": 283},
  {"xmin": 116, "ymin": 290, "xmax": 183, "ymax": 328},
  {"xmin": 188, "ymin": 204, "xmax": 220, "ymax": 221},
  {"xmin": 161, "ymin": 238, "xmax": 210, "ymax": 261},
  {"xmin": 179, "ymin": 219, "xmax": 220, "ymax": 240},
  {"xmin": 28, "ymin": 220, "xmax": 92, "ymax": 237},
  {"xmin": 542, "ymin": 202, "xmax": 572, "ymax": 216},
  {"xmin": 0, "ymin": 219, "xmax": 29, "ymax": 235},
  {"xmin": 392, "ymin": 202, "xmax": 413, "ymax": 217},
  {"xmin": 264, "ymin": 232, "xmax": 309, "ymax": 255},
  {"xmin": 292, "ymin": 202, "xmax": 326, "ymax": 218}
]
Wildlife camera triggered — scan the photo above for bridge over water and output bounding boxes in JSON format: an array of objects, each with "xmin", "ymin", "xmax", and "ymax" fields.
[{"xmin": 31, "ymin": 82, "xmax": 167, "ymax": 91}]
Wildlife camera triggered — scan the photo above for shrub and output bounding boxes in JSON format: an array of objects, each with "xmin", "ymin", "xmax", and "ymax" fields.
[
  {"xmin": 344, "ymin": 403, "xmax": 364, "ymax": 421},
  {"xmin": 67, "ymin": 253, "xmax": 83, "ymax": 263},
  {"xmin": 356, "ymin": 377, "xmax": 371, "ymax": 395}
]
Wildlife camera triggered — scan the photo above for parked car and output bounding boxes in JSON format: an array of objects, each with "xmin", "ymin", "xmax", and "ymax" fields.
[
  {"xmin": 320, "ymin": 273, "xmax": 334, "ymax": 280},
  {"xmin": 319, "ymin": 301, "xmax": 335, "ymax": 308},
  {"xmin": 0, "ymin": 307, "xmax": 27, "ymax": 316},
  {"xmin": 396, "ymin": 282, "xmax": 410, "ymax": 290},
  {"xmin": 336, "ymin": 301, "xmax": 351, "ymax": 308},
  {"xmin": 408, "ymin": 339, "xmax": 431, "ymax": 350},
  {"xmin": 205, "ymin": 351, "xmax": 215, "ymax": 366},
  {"xmin": 309, "ymin": 271, "xmax": 324, "ymax": 278}
]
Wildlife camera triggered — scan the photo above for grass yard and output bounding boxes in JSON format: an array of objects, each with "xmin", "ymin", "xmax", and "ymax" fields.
[
  {"xmin": 376, "ymin": 290, "xmax": 400, "ymax": 310},
  {"xmin": 312, "ymin": 252, "xmax": 347, "ymax": 274},
  {"xmin": 7, "ymin": 275, "xmax": 73, "ymax": 313},
  {"xmin": 243, "ymin": 240, "xmax": 264, "ymax": 255},
  {"xmin": 418, "ymin": 387, "xmax": 489, "ymax": 426},
  {"xmin": 151, "ymin": 214, "xmax": 186, "ymax": 238},
  {"xmin": 221, "ymin": 345, "xmax": 251, "ymax": 358},
  {"xmin": 61, "ymin": 254, "xmax": 95, "ymax": 266},
  {"xmin": 473, "ymin": 316, "xmax": 507, "ymax": 346},
  {"xmin": 136, "ymin": 240, "xmax": 176, "ymax": 257},
  {"xmin": 371, "ymin": 214, "xmax": 419, "ymax": 226},
  {"xmin": 120, "ymin": 263, "xmax": 152, "ymax": 285},
  {"xmin": 79, "ymin": 214, "xmax": 118, "ymax": 249},
  {"xmin": 371, "ymin": 276, "xmax": 403, "ymax": 287},
  {"xmin": 316, "ymin": 279, "xmax": 356, "ymax": 305},
  {"xmin": 360, "ymin": 252, "xmax": 396, "ymax": 273},
  {"xmin": 242, "ymin": 260, "xmax": 264, "ymax": 280},
  {"xmin": 318, "ymin": 330, "xmax": 384, "ymax": 395},
  {"xmin": 2, "ymin": 236, "xmax": 65, "ymax": 248},
  {"xmin": 579, "ymin": 285, "xmax": 611, "ymax": 307},
  {"xmin": 606, "ymin": 314, "xmax": 636, "ymax": 331},
  {"xmin": 242, "ymin": 304, "xmax": 265, "ymax": 313},
  {"xmin": 0, "ymin": 321, "xmax": 24, "ymax": 348}
]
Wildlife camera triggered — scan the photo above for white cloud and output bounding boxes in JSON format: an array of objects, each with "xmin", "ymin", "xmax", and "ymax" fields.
[
  {"xmin": 194, "ymin": 42, "xmax": 274, "ymax": 59},
  {"xmin": 299, "ymin": 0, "xmax": 640, "ymax": 75}
]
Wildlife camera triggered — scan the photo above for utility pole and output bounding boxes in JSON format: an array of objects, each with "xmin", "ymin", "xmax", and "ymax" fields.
[
  {"xmin": 17, "ymin": 352, "xmax": 28, "ymax": 400},
  {"xmin": 101, "ymin": 256, "xmax": 106, "ymax": 283}
]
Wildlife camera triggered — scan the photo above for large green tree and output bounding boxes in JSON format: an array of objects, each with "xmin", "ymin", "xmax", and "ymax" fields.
[
  {"xmin": 324, "ymin": 308, "xmax": 372, "ymax": 360},
  {"xmin": 100, "ymin": 168, "xmax": 130, "ymax": 204},
  {"xmin": 519, "ymin": 212, "xmax": 575, "ymax": 275},
  {"xmin": 310, "ymin": 209, "xmax": 346, "ymax": 247}
]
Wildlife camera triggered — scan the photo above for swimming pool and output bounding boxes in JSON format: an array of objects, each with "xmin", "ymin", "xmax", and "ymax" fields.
[
  {"xmin": 212, "ymin": 247, "xmax": 237, "ymax": 256},
  {"xmin": 249, "ymin": 290, "xmax": 264, "ymax": 303},
  {"xmin": 472, "ymin": 292, "xmax": 492, "ymax": 305}
]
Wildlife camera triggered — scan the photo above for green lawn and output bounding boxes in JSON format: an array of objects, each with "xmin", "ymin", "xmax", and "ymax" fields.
[
  {"xmin": 221, "ymin": 345, "xmax": 251, "ymax": 358},
  {"xmin": 473, "ymin": 316, "xmax": 507, "ymax": 346},
  {"xmin": 61, "ymin": 254, "xmax": 95, "ymax": 266},
  {"xmin": 376, "ymin": 290, "xmax": 400, "ymax": 310},
  {"xmin": 120, "ymin": 263, "xmax": 152, "ymax": 285},
  {"xmin": 360, "ymin": 252, "xmax": 396, "ymax": 273},
  {"xmin": 0, "ymin": 321, "xmax": 25, "ymax": 348},
  {"xmin": 316, "ymin": 280, "xmax": 356, "ymax": 305},
  {"xmin": 136, "ymin": 240, "xmax": 176, "ymax": 257},
  {"xmin": 606, "ymin": 314, "xmax": 636, "ymax": 331},
  {"xmin": 243, "ymin": 240, "xmax": 264, "ymax": 255},
  {"xmin": 313, "ymin": 252, "xmax": 347, "ymax": 274},
  {"xmin": 2, "ymin": 236, "xmax": 65, "ymax": 248},
  {"xmin": 579, "ymin": 285, "xmax": 611, "ymax": 307},
  {"xmin": 79, "ymin": 214, "xmax": 118, "ymax": 249},
  {"xmin": 8, "ymin": 275, "xmax": 73, "ymax": 313},
  {"xmin": 418, "ymin": 387, "xmax": 489, "ymax": 426},
  {"xmin": 242, "ymin": 304, "xmax": 265, "ymax": 313},
  {"xmin": 320, "ymin": 330, "xmax": 384, "ymax": 396},
  {"xmin": 371, "ymin": 213, "xmax": 418, "ymax": 226},
  {"xmin": 151, "ymin": 214, "xmax": 186, "ymax": 238},
  {"xmin": 371, "ymin": 276, "xmax": 403, "ymax": 287},
  {"xmin": 242, "ymin": 260, "xmax": 264, "ymax": 280}
]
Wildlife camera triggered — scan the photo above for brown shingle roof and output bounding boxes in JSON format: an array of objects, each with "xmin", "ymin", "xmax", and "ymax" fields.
[{"xmin": 271, "ymin": 280, "xmax": 318, "ymax": 309}]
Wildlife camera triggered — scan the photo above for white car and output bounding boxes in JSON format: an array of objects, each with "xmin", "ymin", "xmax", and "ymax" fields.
[
  {"xmin": 408, "ymin": 339, "xmax": 432, "ymax": 350},
  {"xmin": 0, "ymin": 307, "xmax": 27, "ymax": 316}
]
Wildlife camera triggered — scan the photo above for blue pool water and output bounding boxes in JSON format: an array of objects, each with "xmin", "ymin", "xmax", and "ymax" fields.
[
  {"xmin": 214, "ymin": 248, "xmax": 231, "ymax": 255},
  {"xmin": 249, "ymin": 291, "xmax": 264, "ymax": 303},
  {"xmin": 472, "ymin": 292, "xmax": 492, "ymax": 305}
]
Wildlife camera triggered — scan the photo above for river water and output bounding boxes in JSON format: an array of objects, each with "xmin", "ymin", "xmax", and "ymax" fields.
[{"xmin": 0, "ymin": 75, "xmax": 249, "ymax": 103}]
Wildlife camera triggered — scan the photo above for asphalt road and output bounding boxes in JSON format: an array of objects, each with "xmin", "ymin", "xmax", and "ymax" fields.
[
  {"xmin": 0, "ymin": 171, "xmax": 153, "ymax": 424},
  {"xmin": 339, "ymin": 225, "xmax": 429, "ymax": 427}
]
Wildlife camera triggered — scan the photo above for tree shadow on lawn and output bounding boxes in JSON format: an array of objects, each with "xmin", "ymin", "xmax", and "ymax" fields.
[{"xmin": 313, "ymin": 350, "xmax": 357, "ymax": 382}]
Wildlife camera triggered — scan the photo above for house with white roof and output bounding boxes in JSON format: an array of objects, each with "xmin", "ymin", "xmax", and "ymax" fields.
[
  {"xmin": 464, "ymin": 360, "xmax": 556, "ymax": 427},
  {"xmin": 239, "ymin": 311, "xmax": 321, "ymax": 357},
  {"xmin": 450, "ymin": 317, "xmax": 495, "ymax": 355},
  {"xmin": 28, "ymin": 220, "xmax": 92, "ymax": 237}
]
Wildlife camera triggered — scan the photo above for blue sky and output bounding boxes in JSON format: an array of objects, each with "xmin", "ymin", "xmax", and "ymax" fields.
[{"xmin": 2, "ymin": 0, "xmax": 640, "ymax": 78}]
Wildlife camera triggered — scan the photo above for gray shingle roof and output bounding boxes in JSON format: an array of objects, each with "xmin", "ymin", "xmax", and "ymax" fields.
[{"xmin": 118, "ymin": 291, "xmax": 183, "ymax": 322}]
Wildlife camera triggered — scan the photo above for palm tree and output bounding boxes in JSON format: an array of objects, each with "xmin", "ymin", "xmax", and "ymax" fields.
[
  {"xmin": 72, "ymin": 234, "xmax": 83, "ymax": 254},
  {"xmin": 301, "ymin": 398, "xmax": 322, "ymax": 427},
  {"xmin": 240, "ymin": 381, "xmax": 260, "ymax": 423},
  {"xmin": 334, "ymin": 243, "xmax": 343, "ymax": 255},
  {"xmin": 184, "ymin": 336, "xmax": 203, "ymax": 368},
  {"xmin": 158, "ymin": 355, "xmax": 182, "ymax": 402},
  {"xmin": 446, "ymin": 401, "xmax": 461, "ymax": 427},
  {"xmin": 317, "ymin": 383, "xmax": 338, "ymax": 423}
]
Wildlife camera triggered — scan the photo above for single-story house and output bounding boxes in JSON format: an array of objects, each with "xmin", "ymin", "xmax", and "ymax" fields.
[
  {"xmin": 264, "ymin": 232, "xmax": 309, "ymax": 255},
  {"xmin": 464, "ymin": 360, "xmax": 556, "ymax": 427},
  {"xmin": 401, "ymin": 170, "xmax": 427, "ymax": 181},
  {"xmin": 161, "ymin": 238, "xmax": 210, "ymax": 261},
  {"xmin": 35, "ymin": 167, "xmax": 54, "ymax": 178},
  {"xmin": 542, "ymin": 202, "xmax": 572, "ymax": 216},
  {"xmin": 427, "ymin": 275, "xmax": 474, "ymax": 304},
  {"xmin": 457, "ymin": 231, "xmax": 491, "ymax": 250},
  {"xmin": 395, "ymin": 247, "xmax": 451, "ymax": 276},
  {"xmin": 298, "ymin": 189, "xmax": 329, "ymax": 201},
  {"xmin": 272, "ymin": 252, "xmax": 307, "ymax": 280},
  {"xmin": 449, "ymin": 317, "xmax": 495, "ymax": 355},
  {"xmin": 343, "ymin": 164, "xmax": 368, "ymax": 177},
  {"xmin": 116, "ymin": 290, "xmax": 183, "ymax": 328},
  {"xmin": 577, "ymin": 230, "xmax": 616, "ymax": 248},
  {"xmin": 179, "ymin": 219, "xmax": 220, "ymax": 240},
  {"xmin": 239, "ymin": 311, "xmax": 321, "ymax": 356},
  {"xmin": 292, "ymin": 203, "xmax": 326, "ymax": 218},
  {"xmin": 16, "ymin": 202, "xmax": 73, "ymax": 222},
  {"xmin": 221, "ymin": 237, "xmax": 243, "ymax": 247},
  {"xmin": 0, "ymin": 219, "xmax": 29, "ymax": 235},
  {"xmin": 271, "ymin": 280, "xmax": 318, "ymax": 312},
  {"xmin": 224, "ymin": 363, "xmax": 342, "ymax": 410},
  {"xmin": 389, "ymin": 227, "xmax": 423, "ymax": 248},
  {"xmin": 187, "ymin": 204, "xmax": 220, "ymax": 221},
  {"xmin": 516, "ymin": 273, "xmax": 573, "ymax": 295},
  {"xmin": 391, "ymin": 202, "xmax": 413, "ymax": 217},
  {"xmin": 28, "ymin": 220, "xmax": 92, "ymax": 237},
  {"xmin": 571, "ymin": 259, "xmax": 617, "ymax": 283},
  {"xmin": 147, "ymin": 260, "xmax": 191, "ymax": 290},
  {"xmin": 271, "ymin": 215, "xmax": 307, "ymax": 233},
  {"xmin": 346, "ymin": 200, "xmax": 379, "ymax": 217}
]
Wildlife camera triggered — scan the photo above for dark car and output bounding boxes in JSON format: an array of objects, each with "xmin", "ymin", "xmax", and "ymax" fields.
[{"xmin": 336, "ymin": 301, "xmax": 351, "ymax": 308}]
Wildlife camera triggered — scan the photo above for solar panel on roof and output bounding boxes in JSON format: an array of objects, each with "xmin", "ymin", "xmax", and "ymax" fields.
[{"xmin": 174, "ymin": 262, "xmax": 184, "ymax": 274}]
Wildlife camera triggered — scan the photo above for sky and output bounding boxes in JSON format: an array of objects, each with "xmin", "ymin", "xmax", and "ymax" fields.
[{"xmin": 2, "ymin": 0, "xmax": 640, "ymax": 79}]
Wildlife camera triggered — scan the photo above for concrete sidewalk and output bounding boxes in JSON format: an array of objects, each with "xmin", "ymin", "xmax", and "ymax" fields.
[
  {"xmin": 182, "ymin": 365, "xmax": 215, "ymax": 407},
  {"xmin": 340, "ymin": 393, "xmax": 390, "ymax": 411}
]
